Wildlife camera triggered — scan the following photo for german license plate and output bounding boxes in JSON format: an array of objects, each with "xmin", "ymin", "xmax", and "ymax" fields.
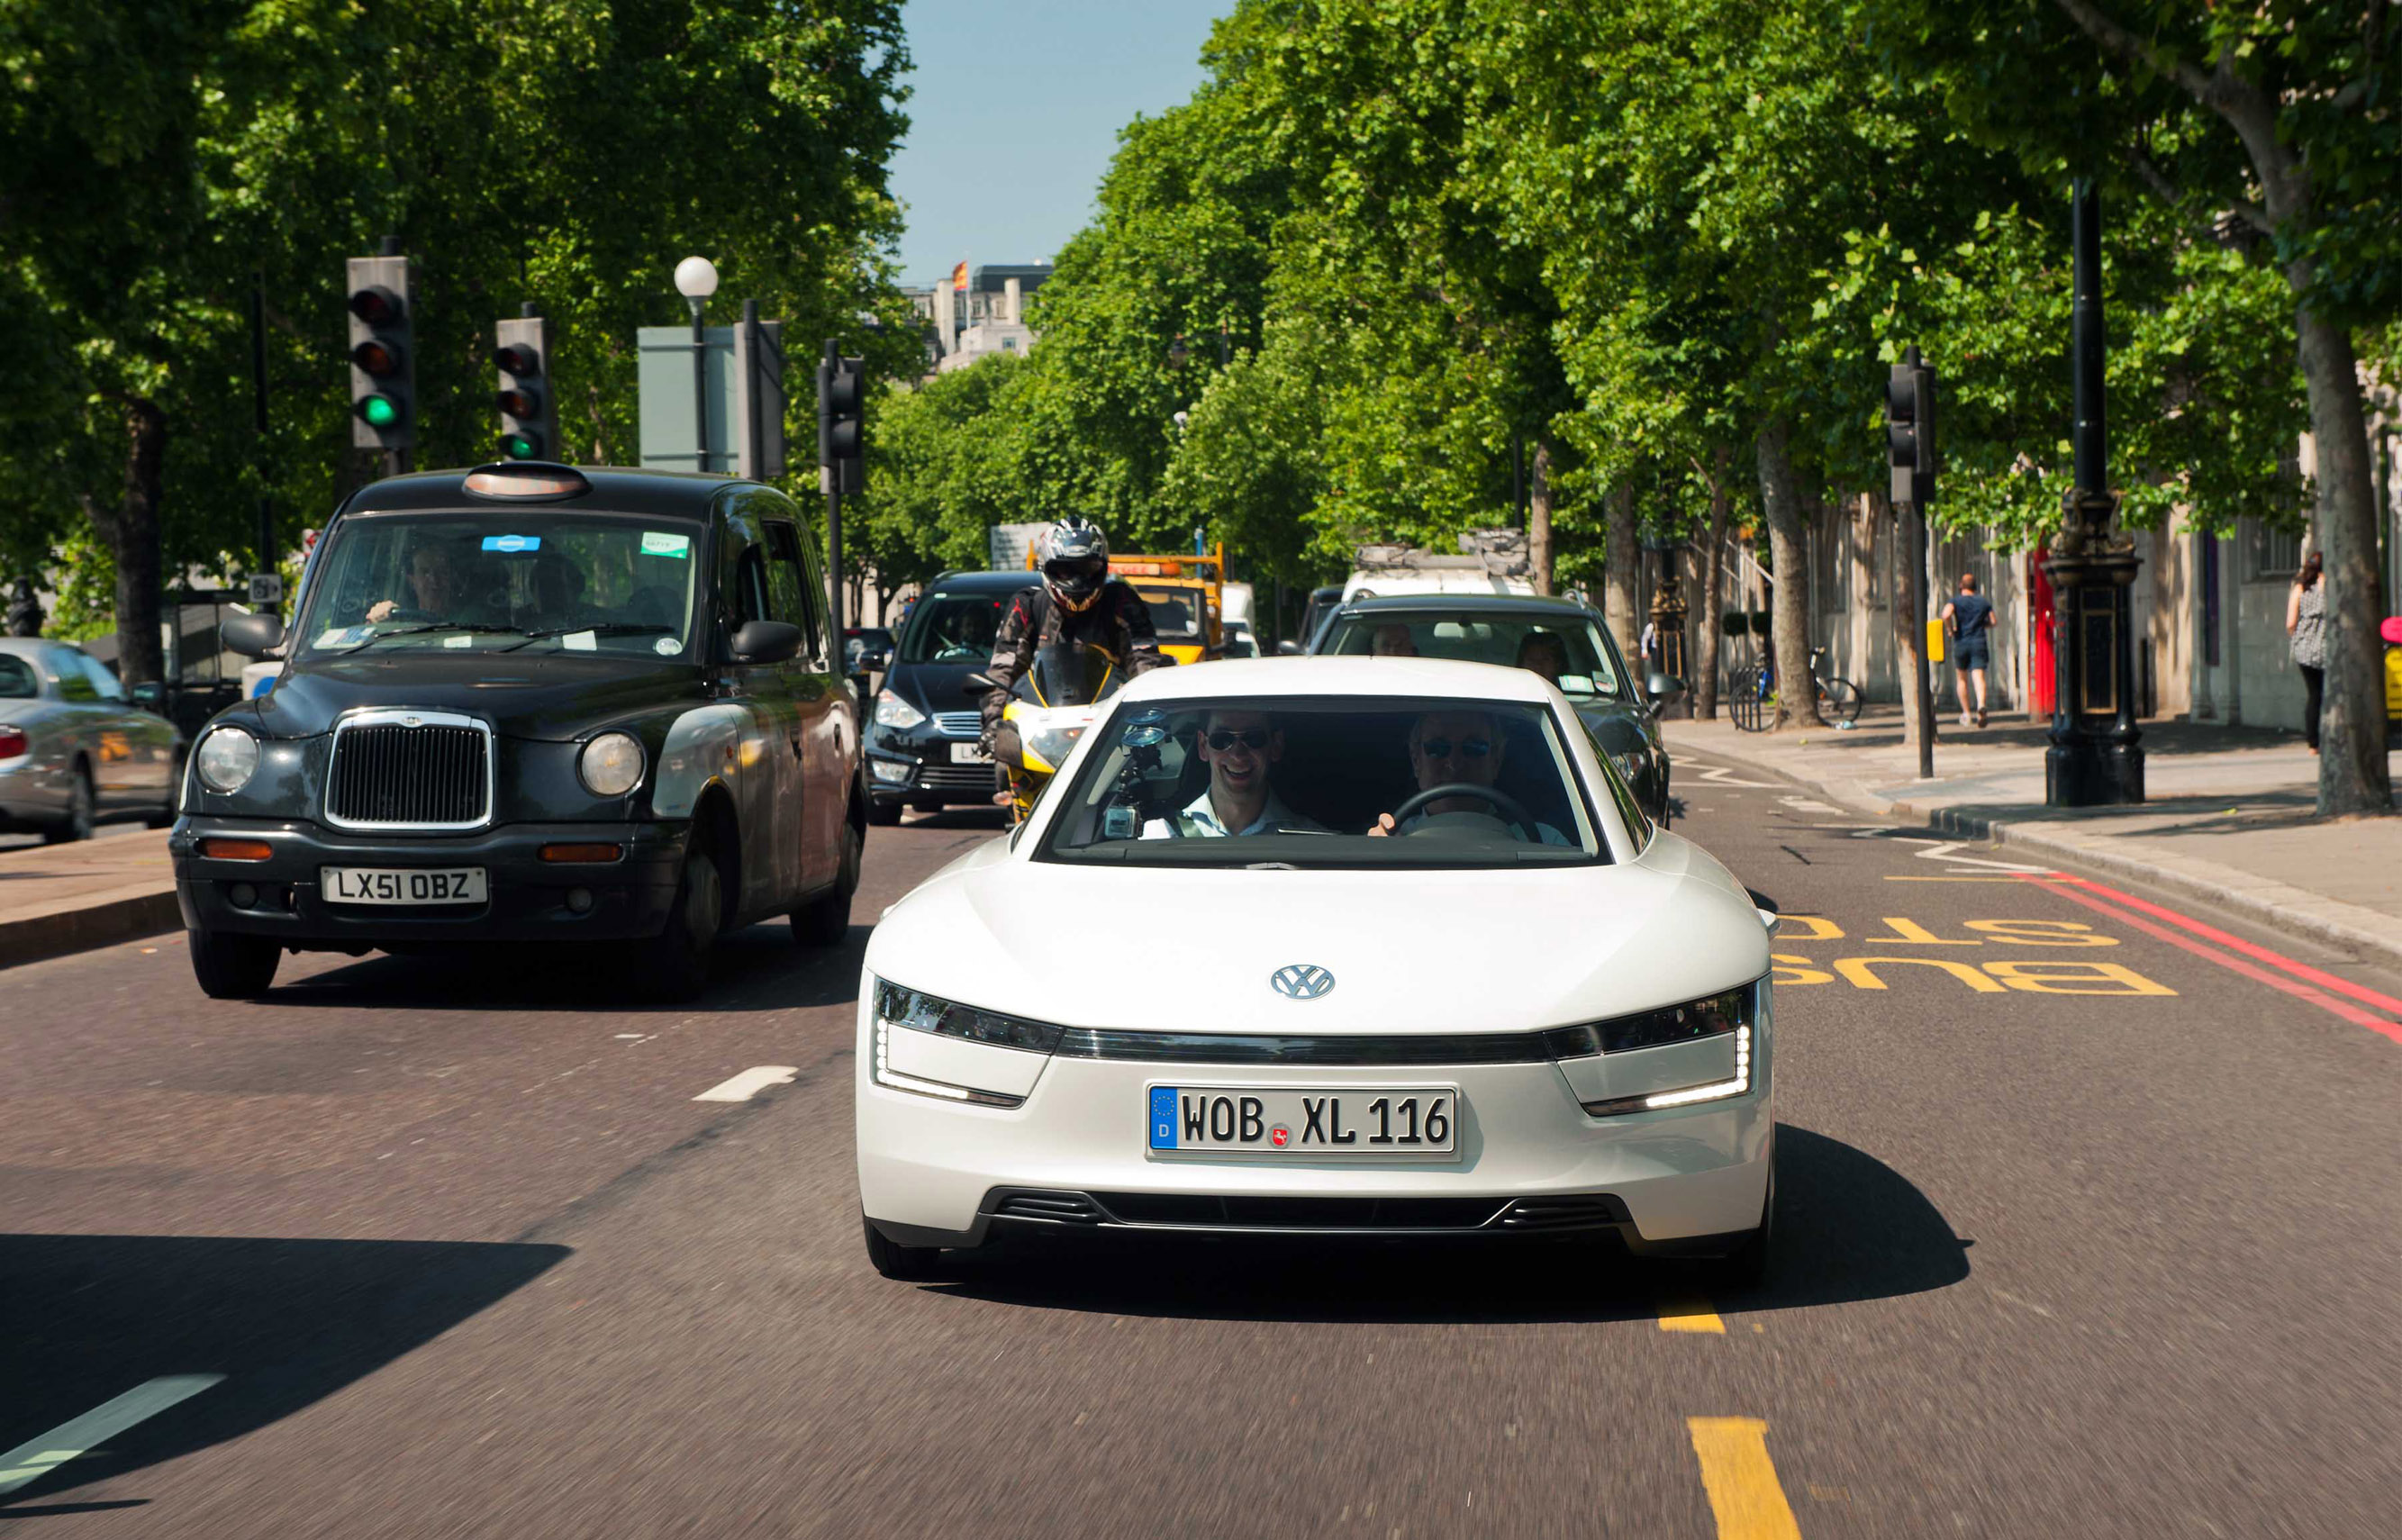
[
  {"xmin": 1147, "ymin": 1086, "xmax": 1459, "ymax": 1156},
  {"xmin": 322, "ymin": 866, "xmax": 487, "ymax": 905},
  {"xmin": 949, "ymin": 740, "xmax": 993, "ymax": 765}
]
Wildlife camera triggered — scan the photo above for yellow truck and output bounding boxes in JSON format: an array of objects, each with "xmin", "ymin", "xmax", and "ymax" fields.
[{"xmin": 1029, "ymin": 543, "xmax": 1226, "ymax": 666}]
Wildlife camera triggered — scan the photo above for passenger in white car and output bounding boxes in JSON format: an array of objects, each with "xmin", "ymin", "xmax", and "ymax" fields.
[{"xmin": 1141, "ymin": 708, "xmax": 1328, "ymax": 838}]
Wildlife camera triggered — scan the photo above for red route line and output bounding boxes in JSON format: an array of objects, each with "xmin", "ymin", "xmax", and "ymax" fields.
[
  {"xmin": 2046, "ymin": 874, "xmax": 2402, "ymax": 1016},
  {"xmin": 2021, "ymin": 876, "xmax": 2402, "ymax": 1045}
]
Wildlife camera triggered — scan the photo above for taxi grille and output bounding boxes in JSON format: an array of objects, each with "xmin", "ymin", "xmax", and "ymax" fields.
[
  {"xmin": 326, "ymin": 716, "xmax": 492, "ymax": 829},
  {"xmin": 932, "ymin": 711, "xmax": 983, "ymax": 738}
]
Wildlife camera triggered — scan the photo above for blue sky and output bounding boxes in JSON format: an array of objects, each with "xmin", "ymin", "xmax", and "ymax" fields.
[{"xmin": 887, "ymin": 1, "xmax": 1225, "ymax": 287}]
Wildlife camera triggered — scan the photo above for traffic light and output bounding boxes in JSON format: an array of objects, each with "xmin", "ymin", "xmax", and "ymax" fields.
[
  {"xmin": 347, "ymin": 253, "xmax": 415, "ymax": 455},
  {"xmin": 1887, "ymin": 345, "xmax": 1937, "ymax": 506},
  {"xmin": 493, "ymin": 313, "xmax": 559, "ymax": 462},
  {"xmin": 816, "ymin": 344, "xmax": 865, "ymax": 494}
]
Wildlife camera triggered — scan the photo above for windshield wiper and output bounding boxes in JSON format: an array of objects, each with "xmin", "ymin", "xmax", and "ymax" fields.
[
  {"xmin": 339, "ymin": 621, "xmax": 527, "ymax": 656},
  {"xmin": 496, "ymin": 623, "xmax": 675, "ymax": 652}
]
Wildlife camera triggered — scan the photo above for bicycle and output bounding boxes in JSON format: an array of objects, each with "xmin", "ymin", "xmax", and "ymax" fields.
[{"xmin": 1727, "ymin": 645, "xmax": 1859, "ymax": 731}]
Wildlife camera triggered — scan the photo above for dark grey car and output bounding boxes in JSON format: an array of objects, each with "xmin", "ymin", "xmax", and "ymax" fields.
[
  {"xmin": 1308, "ymin": 594, "xmax": 1680, "ymax": 821},
  {"xmin": 0, "ymin": 638, "xmax": 185, "ymax": 842}
]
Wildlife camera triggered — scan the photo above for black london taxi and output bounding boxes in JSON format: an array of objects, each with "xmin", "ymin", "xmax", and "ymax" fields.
[{"xmin": 176, "ymin": 462, "xmax": 865, "ymax": 1001}]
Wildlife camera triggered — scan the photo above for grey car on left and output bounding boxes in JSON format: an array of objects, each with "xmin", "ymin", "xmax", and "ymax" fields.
[{"xmin": 0, "ymin": 639, "xmax": 184, "ymax": 843}]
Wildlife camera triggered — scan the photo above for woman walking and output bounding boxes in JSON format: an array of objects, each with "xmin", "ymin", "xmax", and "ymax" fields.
[{"xmin": 2285, "ymin": 552, "xmax": 2327, "ymax": 752}]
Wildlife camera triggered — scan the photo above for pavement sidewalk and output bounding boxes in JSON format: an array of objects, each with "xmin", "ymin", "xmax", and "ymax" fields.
[
  {"xmin": 0, "ymin": 829, "xmax": 181, "ymax": 970},
  {"xmin": 1663, "ymin": 705, "xmax": 2402, "ymax": 971}
]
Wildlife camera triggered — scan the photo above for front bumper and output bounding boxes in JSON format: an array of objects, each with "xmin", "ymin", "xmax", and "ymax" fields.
[
  {"xmin": 170, "ymin": 815, "xmax": 685, "ymax": 947},
  {"xmin": 868, "ymin": 726, "xmax": 999, "ymax": 807},
  {"xmin": 856, "ymin": 997, "xmax": 1773, "ymax": 1252}
]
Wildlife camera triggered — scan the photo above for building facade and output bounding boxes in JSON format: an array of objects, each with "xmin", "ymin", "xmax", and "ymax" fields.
[{"xmin": 902, "ymin": 262, "xmax": 1054, "ymax": 376}]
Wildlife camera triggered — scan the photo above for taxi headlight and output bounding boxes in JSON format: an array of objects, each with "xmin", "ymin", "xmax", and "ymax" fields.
[
  {"xmin": 578, "ymin": 731, "xmax": 645, "ymax": 797},
  {"xmin": 874, "ymin": 689, "xmax": 926, "ymax": 730},
  {"xmin": 871, "ymin": 979, "xmax": 1064, "ymax": 1107},
  {"xmin": 195, "ymin": 727, "xmax": 260, "ymax": 793},
  {"xmin": 1611, "ymin": 747, "xmax": 1648, "ymax": 785}
]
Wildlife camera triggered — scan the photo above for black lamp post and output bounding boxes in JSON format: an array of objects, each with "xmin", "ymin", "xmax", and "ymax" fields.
[
  {"xmin": 675, "ymin": 256, "xmax": 719, "ymax": 473},
  {"xmin": 2044, "ymin": 181, "xmax": 2145, "ymax": 806}
]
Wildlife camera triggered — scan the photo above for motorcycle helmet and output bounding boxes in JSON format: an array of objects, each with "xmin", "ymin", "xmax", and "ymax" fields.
[{"xmin": 1038, "ymin": 516, "xmax": 1110, "ymax": 612}]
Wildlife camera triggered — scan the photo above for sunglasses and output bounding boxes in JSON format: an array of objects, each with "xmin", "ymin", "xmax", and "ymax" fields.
[
  {"xmin": 1205, "ymin": 727, "xmax": 1273, "ymax": 751},
  {"xmin": 1419, "ymin": 736, "xmax": 1492, "ymax": 759}
]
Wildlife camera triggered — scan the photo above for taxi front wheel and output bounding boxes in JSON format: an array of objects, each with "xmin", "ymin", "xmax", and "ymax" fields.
[
  {"xmin": 190, "ymin": 929, "xmax": 280, "ymax": 999},
  {"xmin": 636, "ymin": 842, "xmax": 721, "ymax": 1001}
]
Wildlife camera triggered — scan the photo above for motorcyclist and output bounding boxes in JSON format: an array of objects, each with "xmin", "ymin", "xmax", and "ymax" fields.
[{"xmin": 981, "ymin": 517, "xmax": 1165, "ymax": 768}]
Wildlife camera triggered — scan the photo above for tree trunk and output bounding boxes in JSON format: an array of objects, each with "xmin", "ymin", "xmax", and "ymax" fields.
[
  {"xmin": 1527, "ymin": 440, "xmax": 1555, "ymax": 595},
  {"xmin": 1756, "ymin": 416, "xmax": 1823, "ymax": 729},
  {"xmin": 1694, "ymin": 448, "xmax": 1730, "ymax": 719},
  {"xmin": 5, "ymin": 577, "xmax": 41, "ymax": 637},
  {"xmin": 2048, "ymin": 2, "xmax": 2389, "ymax": 815},
  {"xmin": 1604, "ymin": 480, "xmax": 1637, "ymax": 647},
  {"xmin": 2294, "ymin": 308, "xmax": 2393, "ymax": 815},
  {"xmin": 86, "ymin": 397, "xmax": 167, "ymax": 686}
]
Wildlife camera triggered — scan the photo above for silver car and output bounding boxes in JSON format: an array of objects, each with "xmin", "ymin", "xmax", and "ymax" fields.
[{"xmin": 0, "ymin": 639, "xmax": 184, "ymax": 843}]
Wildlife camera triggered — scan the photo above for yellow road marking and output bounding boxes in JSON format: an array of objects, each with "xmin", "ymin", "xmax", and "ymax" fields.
[
  {"xmin": 1657, "ymin": 1299, "xmax": 1726, "ymax": 1333},
  {"xmin": 1688, "ymin": 1417, "xmax": 1803, "ymax": 1539}
]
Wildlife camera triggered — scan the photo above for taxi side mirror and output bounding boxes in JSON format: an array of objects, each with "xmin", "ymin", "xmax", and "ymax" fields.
[
  {"xmin": 730, "ymin": 620, "xmax": 802, "ymax": 665},
  {"xmin": 1276, "ymin": 639, "xmax": 1304, "ymax": 657},
  {"xmin": 1645, "ymin": 671, "xmax": 1686, "ymax": 702},
  {"xmin": 221, "ymin": 613, "xmax": 285, "ymax": 657}
]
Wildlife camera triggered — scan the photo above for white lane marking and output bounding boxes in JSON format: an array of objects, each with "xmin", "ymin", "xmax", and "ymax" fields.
[
  {"xmin": 693, "ymin": 1065, "xmax": 799, "ymax": 1102},
  {"xmin": 1690, "ymin": 765, "xmax": 1780, "ymax": 788},
  {"xmin": 0, "ymin": 1374, "xmax": 226, "ymax": 1494},
  {"xmin": 1778, "ymin": 796, "xmax": 1842, "ymax": 813}
]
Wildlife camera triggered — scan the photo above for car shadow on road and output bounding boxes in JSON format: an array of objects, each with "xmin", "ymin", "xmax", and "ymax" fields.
[
  {"xmin": 922, "ymin": 1124, "xmax": 1967, "ymax": 1325},
  {"xmin": 0, "ymin": 1234, "xmax": 567, "ymax": 1513},
  {"xmin": 248, "ymin": 919, "xmax": 871, "ymax": 1014}
]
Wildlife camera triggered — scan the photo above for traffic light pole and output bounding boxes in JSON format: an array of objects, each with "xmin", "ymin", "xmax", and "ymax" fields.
[
  {"xmin": 250, "ymin": 277, "xmax": 276, "ymax": 618},
  {"xmin": 1895, "ymin": 495, "xmax": 1935, "ymax": 778}
]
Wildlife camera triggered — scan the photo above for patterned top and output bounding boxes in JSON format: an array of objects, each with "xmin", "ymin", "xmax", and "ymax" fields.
[{"xmin": 2291, "ymin": 580, "xmax": 2326, "ymax": 669}]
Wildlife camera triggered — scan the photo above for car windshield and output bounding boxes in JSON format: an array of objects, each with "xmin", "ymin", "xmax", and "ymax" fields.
[
  {"xmin": 296, "ymin": 512, "xmax": 702, "ymax": 658},
  {"xmin": 900, "ymin": 590, "xmax": 1011, "ymax": 664},
  {"xmin": 1320, "ymin": 611, "xmax": 1627, "ymax": 699},
  {"xmin": 1038, "ymin": 695, "xmax": 1606, "ymax": 868},
  {"xmin": 1138, "ymin": 589, "xmax": 1203, "ymax": 638}
]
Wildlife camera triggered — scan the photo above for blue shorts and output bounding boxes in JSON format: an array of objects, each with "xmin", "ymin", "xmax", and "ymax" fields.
[{"xmin": 1953, "ymin": 637, "xmax": 1990, "ymax": 671}]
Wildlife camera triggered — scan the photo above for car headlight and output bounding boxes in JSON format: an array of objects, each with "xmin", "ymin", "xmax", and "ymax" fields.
[
  {"xmin": 1611, "ymin": 747, "xmax": 1648, "ymax": 785},
  {"xmin": 871, "ymin": 979, "xmax": 1064, "ymax": 1107},
  {"xmin": 1022, "ymin": 724, "xmax": 1086, "ymax": 772},
  {"xmin": 195, "ymin": 727, "xmax": 260, "ymax": 793},
  {"xmin": 578, "ymin": 731, "xmax": 645, "ymax": 797},
  {"xmin": 874, "ymin": 689, "xmax": 926, "ymax": 730},
  {"xmin": 1547, "ymin": 982, "xmax": 1761, "ymax": 1117}
]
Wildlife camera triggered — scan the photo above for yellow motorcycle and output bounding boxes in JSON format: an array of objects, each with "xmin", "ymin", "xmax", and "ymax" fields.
[{"xmin": 977, "ymin": 640, "xmax": 1124, "ymax": 824}]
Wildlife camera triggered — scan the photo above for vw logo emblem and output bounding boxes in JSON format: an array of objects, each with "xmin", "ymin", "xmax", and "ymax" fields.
[{"xmin": 1270, "ymin": 964, "xmax": 1335, "ymax": 1001}]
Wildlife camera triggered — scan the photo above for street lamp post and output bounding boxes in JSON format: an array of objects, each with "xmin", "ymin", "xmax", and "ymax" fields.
[
  {"xmin": 675, "ymin": 256, "xmax": 719, "ymax": 473},
  {"xmin": 2043, "ymin": 181, "xmax": 2145, "ymax": 806}
]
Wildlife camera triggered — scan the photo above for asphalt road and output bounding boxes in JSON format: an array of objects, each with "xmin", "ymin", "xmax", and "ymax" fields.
[{"xmin": 4, "ymin": 761, "xmax": 2397, "ymax": 1537}]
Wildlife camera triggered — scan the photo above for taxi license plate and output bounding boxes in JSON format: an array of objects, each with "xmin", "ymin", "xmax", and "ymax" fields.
[
  {"xmin": 322, "ymin": 866, "xmax": 487, "ymax": 905},
  {"xmin": 1147, "ymin": 1086, "xmax": 1459, "ymax": 1157},
  {"xmin": 949, "ymin": 740, "xmax": 993, "ymax": 765}
]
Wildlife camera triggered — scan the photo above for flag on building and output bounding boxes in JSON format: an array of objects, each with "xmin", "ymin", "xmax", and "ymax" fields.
[{"xmin": 951, "ymin": 261, "xmax": 969, "ymax": 293}]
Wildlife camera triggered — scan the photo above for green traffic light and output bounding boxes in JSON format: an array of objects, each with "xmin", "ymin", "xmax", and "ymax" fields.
[
  {"xmin": 357, "ymin": 394, "xmax": 401, "ymax": 429},
  {"xmin": 500, "ymin": 432, "xmax": 539, "ymax": 460}
]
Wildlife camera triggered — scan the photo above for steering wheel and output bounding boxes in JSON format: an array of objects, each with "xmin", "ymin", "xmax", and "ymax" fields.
[{"xmin": 1388, "ymin": 782, "xmax": 1538, "ymax": 841}]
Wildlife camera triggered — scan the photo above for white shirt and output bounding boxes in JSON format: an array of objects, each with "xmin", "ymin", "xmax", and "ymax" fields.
[{"xmin": 1141, "ymin": 787, "xmax": 1326, "ymax": 839}]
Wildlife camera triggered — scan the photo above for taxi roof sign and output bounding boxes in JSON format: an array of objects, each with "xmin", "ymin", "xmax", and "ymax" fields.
[{"xmin": 463, "ymin": 464, "xmax": 591, "ymax": 500}]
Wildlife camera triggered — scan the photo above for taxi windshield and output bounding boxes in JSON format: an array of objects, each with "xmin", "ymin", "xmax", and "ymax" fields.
[
  {"xmin": 1038, "ymin": 695, "xmax": 1606, "ymax": 867},
  {"xmin": 296, "ymin": 513, "xmax": 702, "ymax": 658},
  {"xmin": 1320, "ymin": 611, "xmax": 1627, "ymax": 699}
]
